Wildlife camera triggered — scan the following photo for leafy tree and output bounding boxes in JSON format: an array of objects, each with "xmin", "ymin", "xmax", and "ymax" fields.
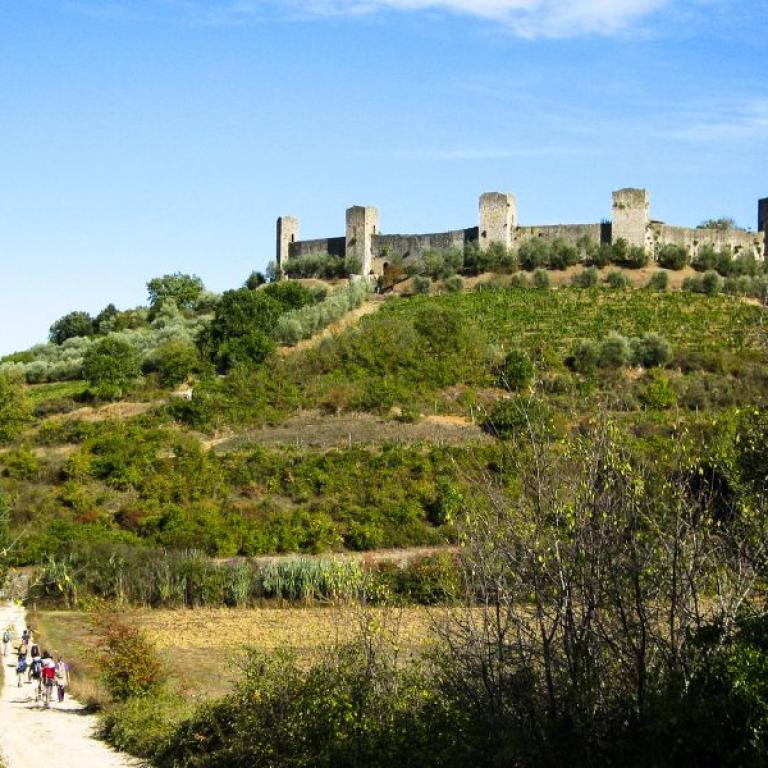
[
  {"xmin": 498, "ymin": 349, "xmax": 533, "ymax": 391},
  {"xmin": 146, "ymin": 273, "xmax": 204, "ymax": 310},
  {"xmin": 149, "ymin": 340, "xmax": 201, "ymax": 387},
  {"xmin": 83, "ymin": 337, "xmax": 141, "ymax": 400},
  {"xmin": 549, "ymin": 238, "xmax": 579, "ymax": 270},
  {"xmin": 698, "ymin": 217, "xmax": 737, "ymax": 231},
  {"xmin": 658, "ymin": 244, "xmax": 690, "ymax": 270},
  {"xmin": 693, "ymin": 245, "xmax": 718, "ymax": 272},
  {"xmin": 0, "ymin": 370, "xmax": 31, "ymax": 443},
  {"xmin": 49, "ymin": 311, "xmax": 95, "ymax": 344},
  {"xmin": 245, "ymin": 271, "xmax": 266, "ymax": 290},
  {"xmin": 262, "ymin": 280, "xmax": 315, "ymax": 311},
  {"xmin": 93, "ymin": 303, "xmax": 120, "ymax": 334},
  {"xmin": 519, "ymin": 238, "xmax": 551, "ymax": 271},
  {"xmin": 201, "ymin": 289, "xmax": 282, "ymax": 372}
]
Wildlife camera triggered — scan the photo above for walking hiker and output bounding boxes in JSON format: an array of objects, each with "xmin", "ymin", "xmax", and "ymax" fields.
[
  {"xmin": 41, "ymin": 653, "xmax": 56, "ymax": 707},
  {"xmin": 55, "ymin": 656, "xmax": 70, "ymax": 702},
  {"xmin": 16, "ymin": 655, "xmax": 27, "ymax": 687}
]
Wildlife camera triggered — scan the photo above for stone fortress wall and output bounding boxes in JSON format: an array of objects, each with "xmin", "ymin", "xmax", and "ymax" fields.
[{"xmin": 277, "ymin": 189, "xmax": 768, "ymax": 278}]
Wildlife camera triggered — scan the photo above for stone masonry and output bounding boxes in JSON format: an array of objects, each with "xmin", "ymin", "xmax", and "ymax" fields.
[{"xmin": 277, "ymin": 189, "xmax": 766, "ymax": 277}]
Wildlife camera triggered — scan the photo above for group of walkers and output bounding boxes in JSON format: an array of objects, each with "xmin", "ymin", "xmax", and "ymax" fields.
[{"xmin": 4, "ymin": 625, "xmax": 70, "ymax": 709}]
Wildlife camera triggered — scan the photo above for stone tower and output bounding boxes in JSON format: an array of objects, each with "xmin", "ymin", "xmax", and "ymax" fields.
[
  {"xmin": 346, "ymin": 205, "xmax": 379, "ymax": 276},
  {"xmin": 276, "ymin": 216, "xmax": 299, "ymax": 272},
  {"xmin": 479, "ymin": 192, "xmax": 516, "ymax": 251},
  {"xmin": 612, "ymin": 188, "xmax": 650, "ymax": 250},
  {"xmin": 759, "ymin": 198, "xmax": 768, "ymax": 237}
]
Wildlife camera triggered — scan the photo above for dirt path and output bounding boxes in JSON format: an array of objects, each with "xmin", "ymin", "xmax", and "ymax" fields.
[{"xmin": 0, "ymin": 602, "xmax": 136, "ymax": 768}]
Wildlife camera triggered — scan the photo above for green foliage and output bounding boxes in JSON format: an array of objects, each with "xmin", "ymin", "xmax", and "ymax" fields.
[
  {"xmin": 640, "ymin": 374, "xmax": 677, "ymax": 409},
  {"xmin": 570, "ymin": 339, "xmax": 600, "ymax": 374},
  {"xmin": 146, "ymin": 272, "xmax": 204, "ymax": 310},
  {"xmin": 262, "ymin": 280, "xmax": 315, "ymax": 310},
  {"xmin": 630, "ymin": 333, "xmax": 671, "ymax": 368},
  {"xmin": 83, "ymin": 337, "xmax": 141, "ymax": 400},
  {"xmin": 49, "ymin": 311, "xmax": 95, "ymax": 345},
  {"xmin": 606, "ymin": 270, "xmax": 631, "ymax": 289},
  {"xmin": 498, "ymin": 349, "xmax": 533, "ymax": 391},
  {"xmin": 531, "ymin": 268, "xmax": 550, "ymax": 289},
  {"xmin": 145, "ymin": 339, "xmax": 201, "ymax": 387},
  {"xmin": 0, "ymin": 370, "xmax": 32, "ymax": 442},
  {"xmin": 597, "ymin": 332, "xmax": 631, "ymax": 368},
  {"xmin": 463, "ymin": 243, "xmax": 516, "ymax": 275},
  {"xmin": 571, "ymin": 267, "xmax": 599, "ymax": 288},
  {"xmin": 94, "ymin": 611, "xmax": 166, "ymax": 701},
  {"xmin": 443, "ymin": 274, "xmax": 464, "ymax": 293},
  {"xmin": 698, "ymin": 217, "xmax": 737, "ymax": 231},
  {"xmin": 518, "ymin": 238, "xmax": 551, "ymax": 270},
  {"xmin": 683, "ymin": 270, "xmax": 724, "ymax": 295},
  {"xmin": 274, "ymin": 281, "xmax": 371, "ymax": 345},
  {"xmin": 587, "ymin": 242, "xmax": 614, "ymax": 268},
  {"xmin": 244, "ymin": 270, "xmax": 266, "ymax": 289},
  {"xmin": 646, "ymin": 270, "xmax": 669, "ymax": 291},
  {"xmin": 734, "ymin": 407, "xmax": 768, "ymax": 494},
  {"xmin": 658, "ymin": 243, "xmax": 690, "ymax": 270},
  {"xmin": 282, "ymin": 253, "xmax": 348, "ymax": 279},
  {"xmin": 153, "ymin": 646, "xmax": 434, "ymax": 768},
  {"xmin": 413, "ymin": 275, "xmax": 432, "ymax": 294},
  {"xmin": 200, "ymin": 288, "xmax": 282, "ymax": 372}
]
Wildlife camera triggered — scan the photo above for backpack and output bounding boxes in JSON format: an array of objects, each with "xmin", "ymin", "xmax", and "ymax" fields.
[
  {"xmin": 31, "ymin": 660, "xmax": 42, "ymax": 679},
  {"xmin": 16, "ymin": 658, "xmax": 26, "ymax": 673},
  {"xmin": 2, "ymin": 631, "xmax": 9, "ymax": 643}
]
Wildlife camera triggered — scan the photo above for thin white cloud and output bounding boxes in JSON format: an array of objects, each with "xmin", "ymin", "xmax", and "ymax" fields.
[
  {"xmin": 374, "ymin": 145, "xmax": 596, "ymax": 159},
  {"xmin": 664, "ymin": 100, "xmax": 768, "ymax": 142},
  {"xmin": 177, "ymin": 0, "xmax": 670, "ymax": 37}
]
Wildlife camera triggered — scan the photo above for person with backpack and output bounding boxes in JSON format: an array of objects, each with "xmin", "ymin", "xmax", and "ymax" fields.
[
  {"xmin": 16, "ymin": 655, "xmax": 27, "ymax": 687},
  {"xmin": 29, "ymin": 649, "xmax": 42, "ymax": 690},
  {"xmin": 41, "ymin": 653, "xmax": 56, "ymax": 707},
  {"xmin": 2, "ymin": 627, "xmax": 11, "ymax": 656},
  {"xmin": 21, "ymin": 628, "xmax": 29, "ymax": 647}
]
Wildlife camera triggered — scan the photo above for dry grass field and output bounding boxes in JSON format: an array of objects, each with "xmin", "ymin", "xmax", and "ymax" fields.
[{"xmin": 30, "ymin": 605, "xmax": 438, "ymax": 706}]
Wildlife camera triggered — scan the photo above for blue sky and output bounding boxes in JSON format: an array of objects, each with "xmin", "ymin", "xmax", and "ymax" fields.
[{"xmin": 1, "ymin": 0, "xmax": 766, "ymax": 354}]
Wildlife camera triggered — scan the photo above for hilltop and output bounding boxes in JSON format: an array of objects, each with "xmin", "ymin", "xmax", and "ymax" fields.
[{"xmin": 1, "ymin": 247, "xmax": 767, "ymax": 567}]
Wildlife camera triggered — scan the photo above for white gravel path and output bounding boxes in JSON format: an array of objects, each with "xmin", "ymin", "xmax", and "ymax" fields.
[{"xmin": 0, "ymin": 601, "xmax": 138, "ymax": 768}]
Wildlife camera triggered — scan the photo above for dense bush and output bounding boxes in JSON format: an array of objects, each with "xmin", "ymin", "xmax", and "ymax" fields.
[
  {"xmin": 0, "ymin": 371, "xmax": 31, "ymax": 443},
  {"xmin": 531, "ymin": 269, "xmax": 550, "ymax": 289},
  {"xmin": 83, "ymin": 337, "xmax": 141, "ymax": 400},
  {"xmin": 597, "ymin": 332, "xmax": 631, "ymax": 368},
  {"xmin": 443, "ymin": 274, "xmax": 464, "ymax": 293},
  {"xmin": 658, "ymin": 243, "xmax": 690, "ymax": 270},
  {"xmin": 498, "ymin": 349, "xmax": 534, "ymax": 391},
  {"xmin": 413, "ymin": 275, "xmax": 432, "ymax": 294},
  {"xmin": 199, "ymin": 287, "xmax": 301, "ymax": 371},
  {"xmin": 606, "ymin": 270, "xmax": 631, "ymax": 289},
  {"xmin": 646, "ymin": 270, "xmax": 669, "ymax": 290},
  {"xmin": 94, "ymin": 611, "xmax": 166, "ymax": 701},
  {"xmin": 572, "ymin": 267, "xmax": 599, "ymax": 288}
]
